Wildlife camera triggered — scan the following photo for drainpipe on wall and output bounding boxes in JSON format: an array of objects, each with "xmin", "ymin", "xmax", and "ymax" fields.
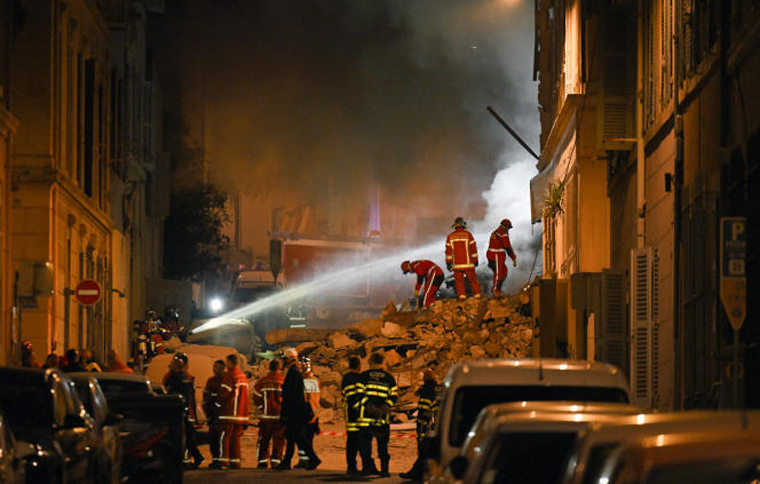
[
  {"xmin": 636, "ymin": 0, "xmax": 646, "ymax": 249},
  {"xmin": 672, "ymin": 0, "xmax": 684, "ymax": 410}
]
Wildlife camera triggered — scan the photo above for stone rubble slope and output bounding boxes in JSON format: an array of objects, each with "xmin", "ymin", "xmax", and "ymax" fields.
[{"xmin": 257, "ymin": 291, "xmax": 535, "ymax": 420}]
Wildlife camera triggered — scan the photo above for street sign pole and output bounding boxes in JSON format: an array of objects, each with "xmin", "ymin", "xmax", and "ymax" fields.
[{"xmin": 720, "ymin": 217, "xmax": 747, "ymax": 407}]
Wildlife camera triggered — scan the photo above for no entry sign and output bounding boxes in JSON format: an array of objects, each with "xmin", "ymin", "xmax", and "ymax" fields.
[{"xmin": 75, "ymin": 279, "xmax": 102, "ymax": 306}]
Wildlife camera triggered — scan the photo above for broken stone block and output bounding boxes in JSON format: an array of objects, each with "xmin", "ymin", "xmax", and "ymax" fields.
[
  {"xmin": 296, "ymin": 341, "xmax": 318, "ymax": 355},
  {"xmin": 328, "ymin": 332, "xmax": 354, "ymax": 349},
  {"xmin": 349, "ymin": 318, "xmax": 383, "ymax": 338},
  {"xmin": 381, "ymin": 322, "xmax": 405, "ymax": 338},
  {"xmin": 381, "ymin": 301, "xmax": 398, "ymax": 320},
  {"xmin": 484, "ymin": 341, "xmax": 502, "ymax": 357},
  {"xmin": 384, "ymin": 349, "xmax": 403, "ymax": 368},
  {"xmin": 469, "ymin": 346, "xmax": 486, "ymax": 359}
]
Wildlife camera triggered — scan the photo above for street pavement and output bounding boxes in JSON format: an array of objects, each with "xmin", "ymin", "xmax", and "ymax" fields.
[{"xmin": 185, "ymin": 468, "xmax": 410, "ymax": 483}]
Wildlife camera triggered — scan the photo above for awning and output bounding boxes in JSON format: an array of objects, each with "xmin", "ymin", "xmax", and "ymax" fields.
[{"xmin": 529, "ymin": 160, "xmax": 556, "ymax": 223}]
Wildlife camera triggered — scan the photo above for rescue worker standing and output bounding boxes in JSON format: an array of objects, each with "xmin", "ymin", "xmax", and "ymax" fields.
[
  {"xmin": 217, "ymin": 354, "xmax": 249, "ymax": 468},
  {"xmin": 401, "ymin": 366, "xmax": 440, "ymax": 481},
  {"xmin": 203, "ymin": 360, "xmax": 225, "ymax": 469},
  {"xmin": 341, "ymin": 357, "xmax": 365, "ymax": 475},
  {"xmin": 252, "ymin": 359, "xmax": 285, "ymax": 469},
  {"xmin": 357, "ymin": 352, "xmax": 398, "ymax": 477},
  {"xmin": 487, "ymin": 218, "xmax": 517, "ymax": 298},
  {"xmin": 401, "ymin": 260, "xmax": 445, "ymax": 309},
  {"xmin": 445, "ymin": 217, "xmax": 481, "ymax": 300},
  {"xmin": 164, "ymin": 353, "xmax": 204, "ymax": 468},
  {"xmin": 278, "ymin": 348, "xmax": 321, "ymax": 470},
  {"xmin": 297, "ymin": 357, "xmax": 321, "ymax": 468}
]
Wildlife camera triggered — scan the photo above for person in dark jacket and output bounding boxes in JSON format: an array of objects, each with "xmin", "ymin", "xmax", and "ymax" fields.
[
  {"xmin": 61, "ymin": 348, "xmax": 86, "ymax": 372},
  {"xmin": 401, "ymin": 365, "xmax": 440, "ymax": 481},
  {"xmin": 164, "ymin": 352, "xmax": 204, "ymax": 468},
  {"xmin": 357, "ymin": 352, "xmax": 398, "ymax": 477},
  {"xmin": 203, "ymin": 359, "xmax": 225, "ymax": 468},
  {"xmin": 277, "ymin": 348, "xmax": 321, "ymax": 470},
  {"xmin": 341, "ymin": 356, "xmax": 365, "ymax": 475}
]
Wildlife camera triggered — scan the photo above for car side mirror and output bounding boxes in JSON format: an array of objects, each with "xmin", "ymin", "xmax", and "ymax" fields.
[
  {"xmin": 62, "ymin": 414, "xmax": 87, "ymax": 430},
  {"xmin": 104, "ymin": 413, "xmax": 124, "ymax": 426},
  {"xmin": 449, "ymin": 456, "xmax": 468, "ymax": 480}
]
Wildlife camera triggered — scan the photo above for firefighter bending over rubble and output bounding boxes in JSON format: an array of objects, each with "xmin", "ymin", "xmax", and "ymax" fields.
[
  {"xmin": 445, "ymin": 217, "xmax": 481, "ymax": 300},
  {"xmin": 401, "ymin": 260, "xmax": 444, "ymax": 309},
  {"xmin": 487, "ymin": 218, "xmax": 517, "ymax": 298}
]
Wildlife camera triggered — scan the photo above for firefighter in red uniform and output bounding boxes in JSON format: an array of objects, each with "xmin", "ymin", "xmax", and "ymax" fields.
[
  {"xmin": 401, "ymin": 260, "xmax": 445, "ymax": 308},
  {"xmin": 445, "ymin": 217, "xmax": 481, "ymax": 300},
  {"xmin": 217, "ymin": 353, "xmax": 250, "ymax": 468},
  {"xmin": 252, "ymin": 359, "xmax": 285, "ymax": 469},
  {"xmin": 487, "ymin": 218, "xmax": 517, "ymax": 298}
]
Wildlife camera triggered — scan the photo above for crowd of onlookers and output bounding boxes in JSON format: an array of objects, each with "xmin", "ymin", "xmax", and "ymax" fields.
[{"xmin": 19, "ymin": 341, "xmax": 134, "ymax": 374}]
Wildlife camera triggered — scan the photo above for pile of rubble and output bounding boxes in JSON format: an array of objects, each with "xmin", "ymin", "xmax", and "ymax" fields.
[{"xmin": 260, "ymin": 291, "xmax": 536, "ymax": 413}]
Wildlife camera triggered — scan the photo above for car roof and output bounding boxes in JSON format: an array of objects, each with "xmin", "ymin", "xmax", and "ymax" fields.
[
  {"xmin": 444, "ymin": 359, "xmax": 629, "ymax": 392},
  {"xmin": 482, "ymin": 401, "xmax": 642, "ymax": 420},
  {"xmin": 77, "ymin": 372, "xmax": 152, "ymax": 384},
  {"xmin": 0, "ymin": 367, "xmax": 58, "ymax": 384}
]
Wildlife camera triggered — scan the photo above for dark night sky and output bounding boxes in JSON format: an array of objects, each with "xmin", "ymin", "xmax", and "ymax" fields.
[{"xmin": 159, "ymin": 0, "xmax": 538, "ymax": 237}]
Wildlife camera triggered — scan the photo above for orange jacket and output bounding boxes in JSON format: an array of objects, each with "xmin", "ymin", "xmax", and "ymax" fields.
[
  {"xmin": 107, "ymin": 360, "xmax": 134, "ymax": 374},
  {"xmin": 446, "ymin": 227, "xmax": 478, "ymax": 269},
  {"xmin": 303, "ymin": 373, "xmax": 321, "ymax": 424},
  {"xmin": 487, "ymin": 226, "xmax": 516, "ymax": 262},
  {"xmin": 252, "ymin": 370, "xmax": 284, "ymax": 420},
  {"xmin": 217, "ymin": 367, "xmax": 250, "ymax": 425}
]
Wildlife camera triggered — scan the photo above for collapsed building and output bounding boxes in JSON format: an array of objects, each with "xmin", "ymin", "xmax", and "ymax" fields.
[{"xmin": 258, "ymin": 291, "xmax": 536, "ymax": 417}]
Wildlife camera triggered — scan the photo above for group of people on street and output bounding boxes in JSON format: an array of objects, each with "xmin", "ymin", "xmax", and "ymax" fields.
[
  {"xmin": 20, "ymin": 341, "xmax": 134, "ymax": 374},
  {"xmin": 401, "ymin": 217, "xmax": 518, "ymax": 307}
]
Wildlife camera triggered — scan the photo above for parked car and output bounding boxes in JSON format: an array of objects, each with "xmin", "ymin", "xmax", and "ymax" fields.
[
  {"xmin": 438, "ymin": 402, "xmax": 641, "ymax": 484},
  {"xmin": 68, "ymin": 374, "xmax": 124, "ymax": 484},
  {"xmin": 561, "ymin": 410, "xmax": 760, "ymax": 484},
  {"xmin": 425, "ymin": 359, "xmax": 631, "ymax": 473},
  {"xmin": 0, "ymin": 368, "xmax": 110, "ymax": 484},
  {"xmin": 0, "ymin": 410, "xmax": 23, "ymax": 484},
  {"xmin": 86, "ymin": 372, "xmax": 185, "ymax": 484},
  {"xmin": 596, "ymin": 429, "xmax": 760, "ymax": 484}
]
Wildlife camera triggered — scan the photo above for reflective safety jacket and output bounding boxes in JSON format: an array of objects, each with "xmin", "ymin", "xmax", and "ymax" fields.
[
  {"xmin": 445, "ymin": 227, "xmax": 478, "ymax": 270},
  {"xmin": 416, "ymin": 380, "xmax": 439, "ymax": 439},
  {"xmin": 217, "ymin": 366, "xmax": 250, "ymax": 425},
  {"xmin": 486, "ymin": 226, "xmax": 516, "ymax": 262},
  {"xmin": 203, "ymin": 374, "xmax": 223, "ymax": 424},
  {"xmin": 341, "ymin": 371, "xmax": 363, "ymax": 432},
  {"xmin": 409, "ymin": 260, "xmax": 444, "ymax": 294},
  {"xmin": 303, "ymin": 372, "xmax": 321, "ymax": 424},
  {"xmin": 357, "ymin": 369, "xmax": 398, "ymax": 427},
  {"xmin": 252, "ymin": 370, "xmax": 284, "ymax": 421}
]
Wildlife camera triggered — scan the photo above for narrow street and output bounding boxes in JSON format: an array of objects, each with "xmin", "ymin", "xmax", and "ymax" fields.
[{"xmin": 188, "ymin": 421, "xmax": 417, "ymax": 483}]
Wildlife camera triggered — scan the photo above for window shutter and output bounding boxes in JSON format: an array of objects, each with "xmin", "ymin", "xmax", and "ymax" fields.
[
  {"xmin": 597, "ymin": 5, "xmax": 636, "ymax": 150},
  {"xmin": 597, "ymin": 269, "xmax": 627, "ymax": 373},
  {"xmin": 630, "ymin": 247, "xmax": 654, "ymax": 408}
]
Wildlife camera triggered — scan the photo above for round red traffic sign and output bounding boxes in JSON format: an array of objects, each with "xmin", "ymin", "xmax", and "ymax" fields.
[{"xmin": 75, "ymin": 279, "xmax": 102, "ymax": 306}]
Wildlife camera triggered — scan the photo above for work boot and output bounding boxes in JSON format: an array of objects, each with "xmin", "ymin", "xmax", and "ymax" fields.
[
  {"xmin": 275, "ymin": 462, "xmax": 291, "ymax": 470},
  {"xmin": 346, "ymin": 466, "xmax": 359, "ymax": 476},
  {"xmin": 379, "ymin": 460, "xmax": 390, "ymax": 478},
  {"xmin": 257, "ymin": 462, "xmax": 268, "ymax": 469},
  {"xmin": 361, "ymin": 463, "xmax": 379, "ymax": 476},
  {"xmin": 305, "ymin": 456, "xmax": 321, "ymax": 470}
]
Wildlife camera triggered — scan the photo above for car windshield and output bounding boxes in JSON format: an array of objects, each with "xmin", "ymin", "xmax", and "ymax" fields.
[
  {"xmin": 232, "ymin": 286, "xmax": 278, "ymax": 303},
  {"xmin": 97, "ymin": 379, "xmax": 150, "ymax": 399},
  {"xmin": 449, "ymin": 385, "xmax": 629, "ymax": 447},
  {"xmin": 0, "ymin": 384, "xmax": 50, "ymax": 427},
  {"xmin": 478, "ymin": 431, "xmax": 578, "ymax": 484},
  {"xmin": 644, "ymin": 458, "xmax": 760, "ymax": 484}
]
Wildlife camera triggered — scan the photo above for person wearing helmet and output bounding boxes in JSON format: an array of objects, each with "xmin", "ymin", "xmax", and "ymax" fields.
[
  {"xmin": 164, "ymin": 352, "xmax": 204, "ymax": 468},
  {"xmin": 445, "ymin": 217, "xmax": 481, "ymax": 300},
  {"xmin": 401, "ymin": 260, "xmax": 444, "ymax": 309},
  {"xmin": 401, "ymin": 364, "xmax": 440, "ymax": 481},
  {"xmin": 277, "ymin": 348, "xmax": 321, "ymax": 470},
  {"xmin": 296, "ymin": 357, "xmax": 321, "ymax": 469},
  {"xmin": 487, "ymin": 218, "xmax": 517, "ymax": 298}
]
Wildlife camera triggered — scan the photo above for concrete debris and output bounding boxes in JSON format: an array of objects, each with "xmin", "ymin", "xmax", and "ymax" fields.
[{"xmin": 262, "ymin": 292, "xmax": 534, "ymax": 411}]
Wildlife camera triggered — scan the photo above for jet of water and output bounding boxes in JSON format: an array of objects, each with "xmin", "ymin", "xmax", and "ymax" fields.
[{"xmin": 191, "ymin": 232, "xmax": 493, "ymax": 334}]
